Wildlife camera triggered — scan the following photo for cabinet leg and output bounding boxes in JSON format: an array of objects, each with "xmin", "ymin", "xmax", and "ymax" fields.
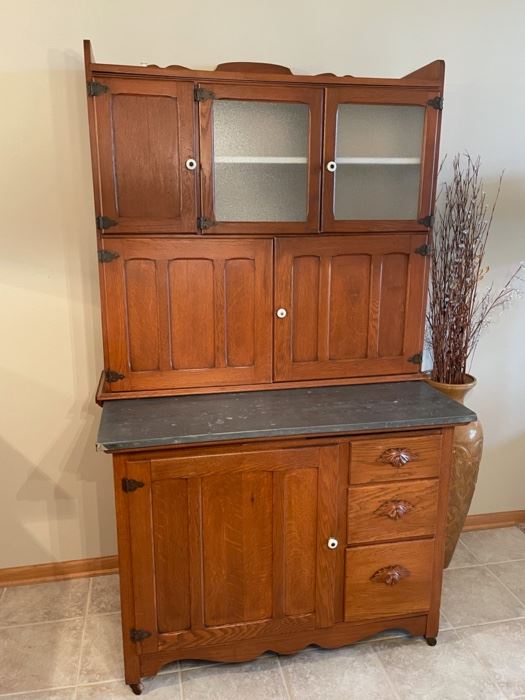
[
  {"xmin": 129, "ymin": 682, "xmax": 144, "ymax": 695},
  {"xmin": 425, "ymin": 636, "xmax": 437, "ymax": 647}
]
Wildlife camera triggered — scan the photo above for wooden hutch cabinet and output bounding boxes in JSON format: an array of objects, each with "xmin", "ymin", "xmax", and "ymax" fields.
[{"xmin": 86, "ymin": 42, "xmax": 475, "ymax": 695}]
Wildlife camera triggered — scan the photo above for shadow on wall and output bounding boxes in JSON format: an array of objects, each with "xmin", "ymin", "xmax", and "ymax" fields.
[{"xmin": 0, "ymin": 364, "xmax": 115, "ymax": 570}]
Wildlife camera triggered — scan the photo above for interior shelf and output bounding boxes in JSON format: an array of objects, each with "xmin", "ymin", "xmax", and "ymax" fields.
[
  {"xmin": 215, "ymin": 156, "xmax": 307, "ymax": 164},
  {"xmin": 214, "ymin": 156, "xmax": 421, "ymax": 165},
  {"xmin": 335, "ymin": 157, "xmax": 421, "ymax": 165}
]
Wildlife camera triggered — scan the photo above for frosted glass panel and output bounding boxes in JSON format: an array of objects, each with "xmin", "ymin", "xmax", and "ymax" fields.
[
  {"xmin": 213, "ymin": 100, "xmax": 309, "ymax": 221},
  {"xmin": 334, "ymin": 104, "xmax": 424, "ymax": 220}
]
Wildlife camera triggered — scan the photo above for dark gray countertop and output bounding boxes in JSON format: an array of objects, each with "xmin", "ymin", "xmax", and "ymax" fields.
[{"xmin": 96, "ymin": 381, "xmax": 476, "ymax": 452}]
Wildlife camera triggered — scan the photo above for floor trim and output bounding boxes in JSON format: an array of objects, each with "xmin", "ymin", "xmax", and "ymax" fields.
[
  {"xmin": 463, "ymin": 509, "xmax": 525, "ymax": 532},
  {"xmin": 0, "ymin": 555, "xmax": 118, "ymax": 588},
  {"xmin": 1, "ymin": 510, "xmax": 524, "ymax": 587}
]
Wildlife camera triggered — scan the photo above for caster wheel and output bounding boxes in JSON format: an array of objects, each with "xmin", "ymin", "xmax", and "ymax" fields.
[
  {"xmin": 129, "ymin": 682, "xmax": 144, "ymax": 695},
  {"xmin": 425, "ymin": 636, "xmax": 437, "ymax": 647}
]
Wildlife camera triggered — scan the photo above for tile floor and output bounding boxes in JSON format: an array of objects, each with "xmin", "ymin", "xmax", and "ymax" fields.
[{"xmin": 1, "ymin": 527, "xmax": 525, "ymax": 699}]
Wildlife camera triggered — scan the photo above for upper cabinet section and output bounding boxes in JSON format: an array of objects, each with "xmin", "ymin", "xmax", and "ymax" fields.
[
  {"xmin": 85, "ymin": 45, "xmax": 444, "ymax": 236},
  {"xmin": 322, "ymin": 87, "xmax": 442, "ymax": 232},
  {"xmin": 198, "ymin": 83, "xmax": 323, "ymax": 234},
  {"xmin": 91, "ymin": 78, "xmax": 198, "ymax": 234}
]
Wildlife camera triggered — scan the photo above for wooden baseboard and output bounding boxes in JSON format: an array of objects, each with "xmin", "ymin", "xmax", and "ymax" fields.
[
  {"xmin": 0, "ymin": 555, "xmax": 118, "ymax": 588},
  {"xmin": 1, "ymin": 510, "xmax": 524, "ymax": 587},
  {"xmin": 463, "ymin": 510, "xmax": 525, "ymax": 532}
]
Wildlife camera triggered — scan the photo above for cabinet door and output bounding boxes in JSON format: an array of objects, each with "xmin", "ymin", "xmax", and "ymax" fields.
[
  {"xmin": 118, "ymin": 444, "xmax": 345, "ymax": 654},
  {"xmin": 322, "ymin": 87, "xmax": 442, "ymax": 232},
  {"xmin": 92, "ymin": 78, "xmax": 197, "ymax": 233},
  {"xmin": 198, "ymin": 83, "xmax": 323, "ymax": 234},
  {"xmin": 274, "ymin": 235, "xmax": 428, "ymax": 381},
  {"xmin": 100, "ymin": 238, "xmax": 272, "ymax": 392}
]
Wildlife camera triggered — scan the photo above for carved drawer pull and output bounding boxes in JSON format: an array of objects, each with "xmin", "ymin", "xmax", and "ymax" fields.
[
  {"xmin": 370, "ymin": 564, "xmax": 410, "ymax": 586},
  {"xmin": 378, "ymin": 448, "xmax": 414, "ymax": 468},
  {"xmin": 374, "ymin": 499, "xmax": 414, "ymax": 520}
]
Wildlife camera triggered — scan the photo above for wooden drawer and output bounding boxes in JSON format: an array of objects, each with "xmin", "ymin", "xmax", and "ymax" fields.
[
  {"xmin": 344, "ymin": 539, "xmax": 434, "ymax": 622},
  {"xmin": 347, "ymin": 479, "xmax": 439, "ymax": 545},
  {"xmin": 350, "ymin": 434, "xmax": 442, "ymax": 484}
]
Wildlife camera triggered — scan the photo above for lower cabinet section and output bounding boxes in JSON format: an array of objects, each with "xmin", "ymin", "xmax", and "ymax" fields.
[
  {"xmin": 112, "ymin": 428, "xmax": 452, "ymax": 692},
  {"xmin": 344, "ymin": 539, "xmax": 435, "ymax": 622}
]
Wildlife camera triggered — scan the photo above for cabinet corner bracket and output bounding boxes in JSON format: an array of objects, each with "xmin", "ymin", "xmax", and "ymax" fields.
[
  {"xmin": 87, "ymin": 81, "xmax": 108, "ymax": 97},
  {"xmin": 98, "ymin": 249, "xmax": 120, "ymax": 263},
  {"xmin": 415, "ymin": 244, "xmax": 431, "ymax": 257},
  {"xmin": 195, "ymin": 87, "xmax": 215, "ymax": 102},
  {"xmin": 130, "ymin": 628, "xmax": 151, "ymax": 643},
  {"xmin": 105, "ymin": 370, "xmax": 125, "ymax": 383},
  {"xmin": 408, "ymin": 352, "xmax": 423, "ymax": 365},
  {"xmin": 427, "ymin": 96, "xmax": 443, "ymax": 110},
  {"xmin": 122, "ymin": 478, "xmax": 145, "ymax": 493},
  {"xmin": 197, "ymin": 216, "xmax": 216, "ymax": 230},
  {"xmin": 96, "ymin": 215, "xmax": 118, "ymax": 230},
  {"xmin": 418, "ymin": 215, "xmax": 434, "ymax": 228}
]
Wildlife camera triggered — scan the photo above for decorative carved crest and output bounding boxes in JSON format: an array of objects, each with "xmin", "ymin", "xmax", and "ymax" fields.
[
  {"xmin": 378, "ymin": 447, "xmax": 414, "ymax": 468},
  {"xmin": 370, "ymin": 565, "xmax": 410, "ymax": 586},
  {"xmin": 374, "ymin": 499, "xmax": 414, "ymax": 520}
]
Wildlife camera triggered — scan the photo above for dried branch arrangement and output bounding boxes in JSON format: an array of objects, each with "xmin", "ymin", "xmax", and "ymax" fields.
[{"xmin": 427, "ymin": 153, "xmax": 523, "ymax": 385}]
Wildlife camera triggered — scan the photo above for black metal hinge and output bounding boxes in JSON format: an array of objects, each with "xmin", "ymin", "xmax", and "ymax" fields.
[
  {"xmin": 415, "ymin": 244, "xmax": 431, "ymax": 257},
  {"xmin": 98, "ymin": 249, "xmax": 120, "ymax": 263},
  {"xmin": 96, "ymin": 215, "xmax": 118, "ymax": 230},
  {"xmin": 197, "ymin": 216, "xmax": 215, "ymax": 230},
  {"xmin": 105, "ymin": 370, "xmax": 125, "ymax": 383},
  {"xmin": 130, "ymin": 628, "xmax": 151, "ymax": 643},
  {"xmin": 427, "ymin": 96, "xmax": 443, "ymax": 110},
  {"xmin": 122, "ymin": 478, "xmax": 145, "ymax": 493},
  {"xmin": 418, "ymin": 215, "xmax": 434, "ymax": 228},
  {"xmin": 194, "ymin": 87, "xmax": 215, "ymax": 102},
  {"xmin": 87, "ymin": 81, "xmax": 108, "ymax": 97},
  {"xmin": 408, "ymin": 353, "xmax": 423, "ymax": 365}
]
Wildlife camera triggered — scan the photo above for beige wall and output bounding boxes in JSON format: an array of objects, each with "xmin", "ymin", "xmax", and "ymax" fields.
[{"xmin": 1, "ymin": 0, "xmax": 524, "ymax": 568}]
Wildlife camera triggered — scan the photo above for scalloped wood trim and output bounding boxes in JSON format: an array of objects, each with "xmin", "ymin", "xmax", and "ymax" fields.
[
  {"xmin": 0, "ymin": 555, "xmax": 118, "ymax": 588},
  {"xmin": 216, "ymin": 61, "xmax": 292, "ymax": 74},
  {"xmin": 403, "ymin": 60, "xmax": 445, "ymax": 82}
]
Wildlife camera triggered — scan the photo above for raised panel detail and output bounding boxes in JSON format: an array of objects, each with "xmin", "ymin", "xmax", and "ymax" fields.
[
  {"xmin": 202, "ymin": 470, "xmax": 273, "ymax": 627},
  {"xmin": 274, "ymin": 235, "xmax": 428, "ymax": 382},
  {"xmin": 329, "ymin": 255, "xmax": 370, "ymax": 360},
  {"xmin": 292, "ymin": 256, "xmax": 320, "ymax": 363},
  {"xmin": 283, "ymin": 468, "xmax": 318, "ymax": 615},
  {"xmin": 101, "ymin": 238, "xmax": 272, "ymax": 392},
  {"xmin": 152, "ymin": 479, "xmax": 191, "ymax": 633},
  {"xmin": 112, "ymin": 94, "xmax": 181, "ymax": 220},
  {"xmin": 125, "ymin": 259, "xmax": 160, "ymax": 371},
  {"xmin": 169, "ymin": 259, "xmax": 215, "ymax": 370},
  {"xmin": 135, "ymin": 444, "xmax": 343, "ymax": 646},
  {"xmin": 94, "ymin": 78, "xmax": 197, "ymax": 233},
  {"xmin": 378, "ymin": 253, "xmax": 409, "ymax": 357},
  {"xmin": 225, "ymin": 259, "xmax": 256, "ymax": 367}
]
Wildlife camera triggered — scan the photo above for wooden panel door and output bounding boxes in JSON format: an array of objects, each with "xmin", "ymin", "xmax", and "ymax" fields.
[
  {"xmin": 198, "ymin": 83, "xmax": 323, "ymax": 234},
  {"xmin": 322, "ymin": 87, "xmax": 442, "ymax": 233},
  {"xmin": 118, "ymin": 444, "xmax": 345, "ymax": 654},
  {"xmin": 274, "ymin": 235, "xmax": 428, "ymax": 381},
  {"xmin": 91, "ymin": 78, "xmax": 197, "ymax": 233},
  {"xmin": 100, "ymin": 238, "xmax": 272, "ymax": 391}
]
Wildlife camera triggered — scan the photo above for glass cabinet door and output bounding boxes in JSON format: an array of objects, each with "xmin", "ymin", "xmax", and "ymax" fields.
[
  {"xmin": 198, "ymin": 84, "xmax": 323, "ymax": 233},
  {"xmin": 322, "ymin": 88, "xmax": 442, "ymax": 232}
]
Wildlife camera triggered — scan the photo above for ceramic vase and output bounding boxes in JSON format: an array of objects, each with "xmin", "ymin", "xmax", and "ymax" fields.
[{"xmin": 426, "ymin": 374, "xmax": 483, "ymax": 568}]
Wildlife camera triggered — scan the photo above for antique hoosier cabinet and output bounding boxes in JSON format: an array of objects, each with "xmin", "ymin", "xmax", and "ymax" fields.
[{"xmin": 84, "ymin": 41, "xmax": 476, "ymax": 693}]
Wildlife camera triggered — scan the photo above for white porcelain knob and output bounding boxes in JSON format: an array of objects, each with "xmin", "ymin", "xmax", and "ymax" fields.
[
  {"xmin": 276, "ymin": 308, "xmax": 287, "ymax": 319},
  {"xmin": 326, "ymin": 161, "xmax": 337, "ymax": 172},
  {"xmin": 185, "ymin": 158, "xmax": 197, "ymax": 171},
  {"xmin": 327, "ymin": 537, "xmax": 338, "ymax": 550}
]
